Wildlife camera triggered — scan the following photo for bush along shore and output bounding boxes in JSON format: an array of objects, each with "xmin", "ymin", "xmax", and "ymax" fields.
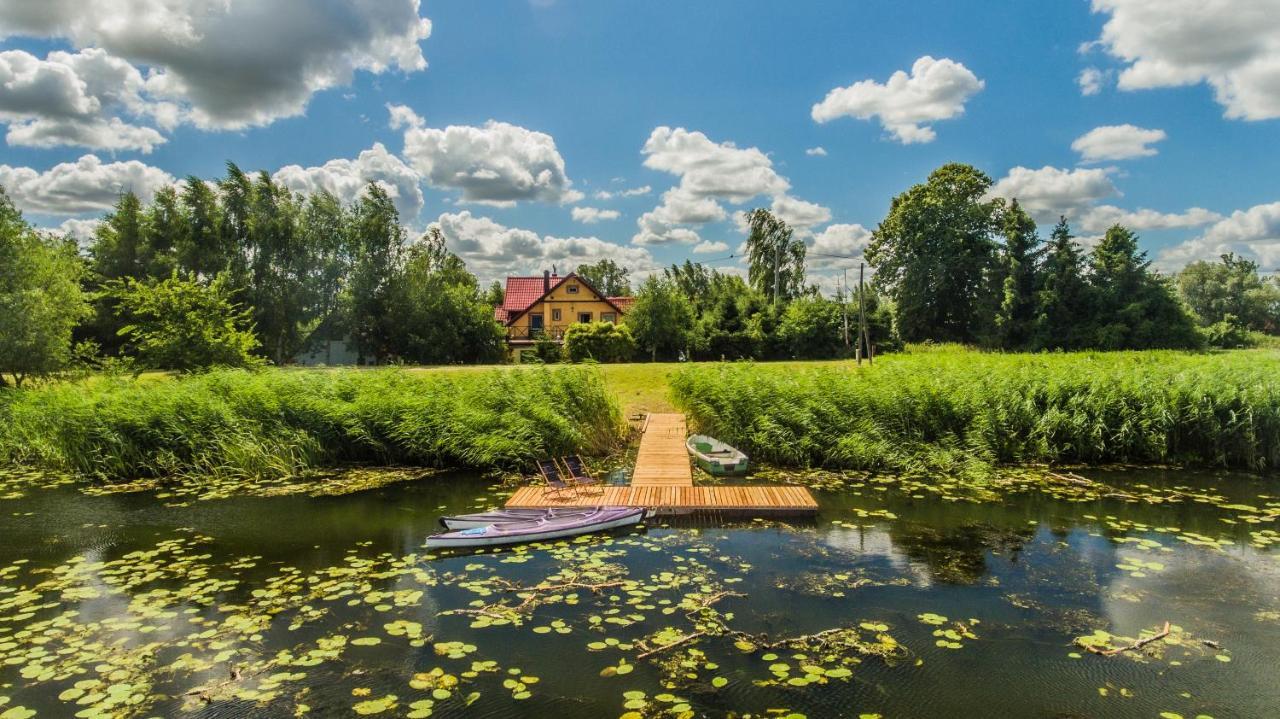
[
  {"xmin": 671, "ymin": 348, "xmax": 1280, "ymax": 481},
  {"xmin": 0, "ymin": 367, "xmax": 624, "ymax": 482}
]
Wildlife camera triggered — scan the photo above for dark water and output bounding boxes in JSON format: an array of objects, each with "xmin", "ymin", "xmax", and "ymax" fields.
[{"xmin": 1, "ymin": 468, "xmax": 1278, "ymax": 718}]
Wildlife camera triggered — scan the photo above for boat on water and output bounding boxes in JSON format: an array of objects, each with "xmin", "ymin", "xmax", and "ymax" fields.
[
  {"xmin": 439, "ymin": 507, "xmax": 599, "ymax": 530},
  {"xmin": 686, "ymin": 434, "xmax": 749, "ymax": 476},
  {"xmin": 426, "ymin": 506, "xmax": 647, "ymax": 549}
]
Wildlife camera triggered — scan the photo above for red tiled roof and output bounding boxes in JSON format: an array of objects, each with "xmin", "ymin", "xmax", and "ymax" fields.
[
  {"xmin": 496, "ymin": 273, "xmax": 632, "ymax": 327},
  {"xmin": 501, "ymin": 276, "xmax": 554, "ymax": 314}
]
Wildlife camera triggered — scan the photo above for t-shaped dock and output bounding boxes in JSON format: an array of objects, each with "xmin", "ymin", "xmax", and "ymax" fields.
[{"xmin": 504, "ymin": 413, "xmax": 819, "ymax": 515}]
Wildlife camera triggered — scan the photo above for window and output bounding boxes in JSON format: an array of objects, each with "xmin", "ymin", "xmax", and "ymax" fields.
[
  {"xmin": 566, "ymin": 283, "xmax": 579, "ymax": 294},
  {"xmin": 601, "ymin": 312, "xmax": 616, "ymax": 324},
  {"xmin": 578, "ymin": 312, "xmax": 592, "ymax": 324},
  {"xmin": 551, "ymin": 308, "xmax": 561, "ymax": 322}
]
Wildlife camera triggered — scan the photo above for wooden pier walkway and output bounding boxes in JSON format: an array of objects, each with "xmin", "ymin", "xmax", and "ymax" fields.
[{"xmin": 505, "ymin": 413, "xmax": 817, "ymax": 516}]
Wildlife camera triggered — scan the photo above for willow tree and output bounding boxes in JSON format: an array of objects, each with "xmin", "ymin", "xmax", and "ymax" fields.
[{"xmin": 744, "ymin": 208, "xmax": 806, "ymax": 304}]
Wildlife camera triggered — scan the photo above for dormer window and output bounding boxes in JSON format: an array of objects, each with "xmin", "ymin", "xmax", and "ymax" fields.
[{"xmin": 566, "ymin": 284, "xmax": 579, "ymax": 294}]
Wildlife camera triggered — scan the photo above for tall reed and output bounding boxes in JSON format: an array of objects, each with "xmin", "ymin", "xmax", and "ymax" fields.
[
  {"xmin": 671, "ymin": 348, "xmax": 1280, "ymax": 479},
  {"xmin": 0, "ymin": 367, "xmax": 624, "ymax": 482}
]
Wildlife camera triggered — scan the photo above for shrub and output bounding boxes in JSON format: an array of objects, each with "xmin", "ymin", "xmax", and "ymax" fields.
[{"xmin": 564, "ymin": 322, "xmax": 637, "ymax": 363}]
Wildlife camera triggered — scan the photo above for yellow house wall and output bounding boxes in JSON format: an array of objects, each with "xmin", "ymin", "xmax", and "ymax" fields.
[
  {"xmin": 506, "ymin": 278, "xmax": 622, "ymax": 336},
  {"xmin": 505, "ymin": 277, "xmax": 624, "ymax": 361}
]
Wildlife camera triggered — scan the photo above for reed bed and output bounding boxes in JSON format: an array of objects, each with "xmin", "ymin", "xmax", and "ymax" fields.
[
  {"xmin": 671, "ymin": 348, "xmax": 1280, "ymax": 479},
  {"xmin": 0, "ymin": 367, "xmax": 624, "ymax": 482}
]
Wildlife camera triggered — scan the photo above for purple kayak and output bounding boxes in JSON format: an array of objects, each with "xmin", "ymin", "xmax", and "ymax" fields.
[
  {"xmin": 425, "ymin": 506, "xmax": 648, "ymax": 549},
  {"xmin": 439, "ymin": 507, "xmax": 600, "ymax": 530}
]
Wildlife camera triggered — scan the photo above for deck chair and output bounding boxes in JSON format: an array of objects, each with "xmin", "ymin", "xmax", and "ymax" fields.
[
  {"xmin": 560, "ymin": 455, "xmax": 604, "ymax": 495},
  {"xmin": 536, "ymin": 459, "xmax": 577, "ymax": 498}
]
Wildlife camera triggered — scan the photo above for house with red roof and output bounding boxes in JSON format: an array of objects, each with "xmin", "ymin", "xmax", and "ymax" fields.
[{"xmin": 494, "ymin": 270, "xmax": 632, "ymax": 362}]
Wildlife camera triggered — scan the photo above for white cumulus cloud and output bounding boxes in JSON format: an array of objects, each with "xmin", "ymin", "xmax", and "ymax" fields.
[
  {"xmin": 1077, "ymin": 67, "xmax": 1108, "ymax": 96},
  {"xmin": 692, "ymin": 240, "xmax": 730, "ymax": 255},
  {"xmin": 0, "ymin": 0, "xmax": 432, "ymax": 130},
  {"xmin": 1071, "ymin": 124, "xmax": 1166, "ymax": 162},
  {"xmin": 811, "ymin": 56, "xmax": 984, "ymax": 144},
  {"xmin": 0, "ymin": 154, "xmax": 174, "ymax": 215},
  {"xmin": 593, "ymin": 185, "xmax": 651, "ymax": 200},
  {"xmin": 988, "ymin": 165, "xmax": 1119, "ymax": 223},
  {"xmin": 1078, "ymin": 204, "xmax": 1221, "ymax": 234},
  {"xmin": 0, "ymin": 47, "xmax": 165, "ymax": 152},
  {"xmin": 805, "ymin": 146, "xmax": 828, "ymax": 157},
  {"xmin": 1158, "ymin": 201, "xmax": 1280, "ymax": 268},
  {"xmin": 431, "ymin": 210, "xmax": 655, "ymax": 285},
  {"xmin": 808, "ymin": 223, "xmax": 873, "ymax": 270},
  {"xmin": 273, "ymin": 142, "xmax": 423, "ymax": 219},
  {"xmin": 1088, "ymin": 0, "xmax": 1280, "ymax": 120},
  {"xmin": 570, "ymin": 206, "xmax": 620, "ymax": 224},
  {"xmin": 394, "ymin": 106, "xmax": 580, "ymax": 206}
]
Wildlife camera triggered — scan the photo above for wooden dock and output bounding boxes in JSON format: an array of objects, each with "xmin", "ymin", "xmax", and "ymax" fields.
[{"xmin": 505, "ymin": 413, "xmax": 817, "ymax": 516}]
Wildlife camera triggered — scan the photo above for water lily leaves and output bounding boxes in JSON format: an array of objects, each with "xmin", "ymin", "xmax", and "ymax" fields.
[
  {"xmin": 918, "ymin": 613, "xmax": 947, "ymax": 625},
  {"xmin": 352, "ymin": 694, "xmax": 397, "ymax": 715}
]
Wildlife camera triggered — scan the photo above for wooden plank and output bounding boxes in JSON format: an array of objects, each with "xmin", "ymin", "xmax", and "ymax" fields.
[
  {"xmin": 505, "ymin": 484, "xmax": 817, "ymax": 513},
  {"xmin": 505, "ymin": 412, "xmax": 816, "ymax": 515}
]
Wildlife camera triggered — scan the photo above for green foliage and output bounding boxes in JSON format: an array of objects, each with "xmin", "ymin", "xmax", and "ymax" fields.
[
  {"xmin": 1177, "ymin": 253, "xmax": 1280, "ymax": 339},
  {"xmin": 776, "ymin": 296, "xmax": 847, "ymax": 359},
  {"xmin": 575, "ymin": 259, "xmax": 631, "ymax": 296},
  {"xmin": 744, "ymin": 208, "xmax": 806, "ymax": 303},
  {"xmin": 1032, "ymin": 217, "xmax": 1091, "ymax": 350},
  {"xmin": 993, "ymin": 199, "xmax": 1041, "ymax": 348},
  {"xmin": 111, "ymin": 273, "xmax": 261, "ymax": 371},
  {"xmin": 532, "ymin": 333, "xmax": 563, "ymax": 363},
  {"xmin": 1087, "ymin": 225, "xmax": 1201, "ymax": 349},
  {"xmin": 626, "ymin": 276, "xmax": 695, "ymax": 360},
  {"xmin": 563, "ymin": 321, "xmax": 636, "ymax": 363},
  {"xmin": 0, "ymin": 367, "xmax": 624, "ymax": 481},
  {"xmin": 0, "ymin": 189, "xmax": 91, "ymax": 386},
  {"xmin": 671, "ymin": 348, "xmax": 1280, "ymax": 479},
  {"xmin": 868, "ymin": 163, "xmax": 1001, "ymax": 344},
  {"xmin": 383, "ymin": 228, "xmax": 504, "ymax": 364}
]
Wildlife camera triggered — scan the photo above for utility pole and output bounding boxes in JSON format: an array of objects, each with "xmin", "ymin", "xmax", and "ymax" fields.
[
  {"xmin": 841, "ymin": 269, "xmax": 850, "ymax": 348},
  {"xmin": 857, "ymin": 262, "xmax": 869, "ymax": 366}
]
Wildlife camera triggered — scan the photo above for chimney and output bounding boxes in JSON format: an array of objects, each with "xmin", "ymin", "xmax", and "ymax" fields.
[{"xmin": 543, "ymin": 270, "xmax": 550, "ymax": 293}]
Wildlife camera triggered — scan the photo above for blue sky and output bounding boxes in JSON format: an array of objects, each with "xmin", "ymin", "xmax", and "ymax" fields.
[{"xmin": 2, "ymin": 0, "xmax": 1278, "ymax": 287}]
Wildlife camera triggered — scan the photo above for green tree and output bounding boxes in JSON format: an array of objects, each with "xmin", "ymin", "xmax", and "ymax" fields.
[
  {"xmin": 576, "ymin": 259, "xmax": 631, "ymax": 296},
  {"xmin": 1177, "ymin": 253, "xmax": 1280, "ymax": 335},
  {"xmin": 563, "ymin": 321, "xmax": 637, "ymax": 363},
  {"xmin": 625, "ymin": 276, "xmax": 695, "ymax": 361},
  {"xmin": 142, "ymin": 185, "xmax": 184, "ymax": 277},
  {"xmin": 347, "ymin": 184, "xmax": 405, "ymax": 362},
  {"xmin": 483, "ymin": 280, "xmax": 505, "ymax": 307},
  {"xmin": 1032, "ymin": 217, "xmax": 1092, "ymax": 350},
  {"xmin": 298, "ymin": 190, "xmax": 354, "ymax": 345},
  {"xmin": 664, "ymin": 260, "xmax": 715, "ymax": 311},
  {"xmin": 384, "ymin": 228, "xmax": 504, "ymax": 364},
  {"xmin": 91, "ymin": 190, "xmax": 148, "ymax": 281},
  {"xmin": 177, "ymin": 175, "xmax": 230, "ymax": 278},
  {"xmin": 745, "ymin": 208, "xmax": 806, "ymax": 303},
  {"xmin": 867, "ymin": 163, "xmax": 1001, "ymax": 343},
  {"xmin": 245, "ymin": 171, "xmax": 310, "ymax": 364},
  {"xmin": 992, "ymin": 199, "xmax": 1041, "ymax": 349},
  {"xmin": 777, "ymin": 295, "xmax": 845, "ymax": 359},
  {"xmin": 1087, "ymin": 225, "xmax": 1200, "ymax": 349},
  {"xmin": 0, "ymin": 189, "xmax": 90, "ymax": 386},
  {"xmin": 111, "ymin": 272, "xmax": 260, "ymax": 371}
]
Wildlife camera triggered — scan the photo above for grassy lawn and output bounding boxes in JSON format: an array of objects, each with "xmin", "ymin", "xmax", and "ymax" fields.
[{"xmin": 406, "ymin": 359, "xmax": 856, "ymax": 417}]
